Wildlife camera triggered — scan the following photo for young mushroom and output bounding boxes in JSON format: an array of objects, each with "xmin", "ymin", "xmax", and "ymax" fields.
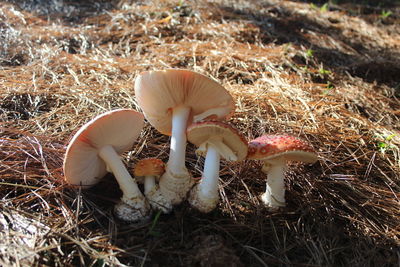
[
  {"xmin": 247, "ymin": 134, "xmax": 318, "ymax": 209},
  {"xmin": 134, "ymin": 69, "xmax": 235, "ymax": 205},
  {"xmin": 133, "ymin": 158, "xmax": 172, "ymax": 213},
  {"xmin": 187, "ymin": 121, "xmax": 248, "ymax": 213},
  {"xmin": 63, "ymin": 109, "xmax": 150, "ymax": 222}
]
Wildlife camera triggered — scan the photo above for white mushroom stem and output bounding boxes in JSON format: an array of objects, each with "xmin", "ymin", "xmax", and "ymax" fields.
[
  {"xmin": 143, "ymin": 175, "xmax": 156, "ymax": 195},
  {"xmin": 159, "ymin": 105, "xmax": 193, "ymax": 205},
  {"xmin": 168, "ymin": 105, "xmax": 191, "ymax": 174},
  {"xmin": 98, "ymin": 145, "xmax": 144, "ymax": 202},
  {"xmin": 190, "ymin": 137, "xmax": 236, "ymax": 212},
  {"xmin": 198, "ymin": 144, "xmax": 220, "ymax": 200},
  {"xmin": 260, "ymin": 157, "xmax": 287, "ymax": 208},
  {"xmin": 138, "ymin": 175, "xmax": 172, "ymax": 214}
]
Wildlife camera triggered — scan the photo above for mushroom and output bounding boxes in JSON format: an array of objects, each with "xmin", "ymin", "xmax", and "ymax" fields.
[
  {"xmin": 63, "ymin": 109, "xmax": 150, "ymax": 222},
  {"xmin": 187, "ymin": 121, "xmax": 248, "ymax": 213},
  {"xmin": 133, "ymin": 158, "xmax": 172, "ymax": 213},
  {"xmin": 247, "ymin": 134, "xmax": 318, "ymax": 209},
  {"xmin": 134, "ymin": 69, "xmax": 235, "ymax": 205}
]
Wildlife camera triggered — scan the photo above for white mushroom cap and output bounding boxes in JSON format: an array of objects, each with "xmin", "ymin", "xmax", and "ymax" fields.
[
  {"xmin": 63, "ymin": 109, "xmax": 144, "ymax": 187},
  {"xmin": 247, "ymin": 134, "xmax": 317, "ymax": 163},
  {"xmin": 134, "ymin": 69, "xmax": 235, "ymax": 135},
  {"xmin": 187, "ymin": 121, "xmax": 248, "ymax": 162}
]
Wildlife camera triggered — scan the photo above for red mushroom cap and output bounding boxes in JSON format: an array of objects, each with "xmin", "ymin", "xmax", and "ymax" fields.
[
  {"xmin": 134, "ymin": 158, "xmax": 165, "ymax": 182},
  {"xmin": 247, "ymin": 134, "xmax": 317, "ymax": 163}
]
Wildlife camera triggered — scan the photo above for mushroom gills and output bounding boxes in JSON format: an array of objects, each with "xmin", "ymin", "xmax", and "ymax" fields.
[
  {"xmin": 196, "ymin": 136, "xmax": 237, "ymax": 161},
  {"xmin": 193, "ymin": 106, "xmax": 232, "ymax": 123}
]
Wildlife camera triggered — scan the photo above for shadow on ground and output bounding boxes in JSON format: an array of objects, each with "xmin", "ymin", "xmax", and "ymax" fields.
[
  {"xmin": 214, "ymin": 1, "xmax": 400, "ymax": 89},
  {"xmin": 2, "ymin": 0, "xmax": 116, "ymax": 24}
]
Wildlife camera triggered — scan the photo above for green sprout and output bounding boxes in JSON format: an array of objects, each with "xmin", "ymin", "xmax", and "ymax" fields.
[
  {"xmin": 380, "ymin": 10, "xmax": 392, "ymax": 20},
  {"xmin": 148, "ymin": 210, "xmax": 162, "ymax": 237},
  {"xmin": 318, "ymin": 67, "xmax": 331, "ymax": 75},
  {"xmin": 376, "ymin": 133, "xmax": 397, "ymax": 153},
  {"xmin": 322, "ymin": 81, "xmax": 334, "ymax": 95},
  {"xmin": 310, "ymin": 2, "xmax": 329, "ymax": 12},
  {"xmin": 320, "ymin": 3, "xmax": 329, "ymax": 12},
  {"xmin": 306, "ymin": 49, "xmax": 314, "ymax": 58}
]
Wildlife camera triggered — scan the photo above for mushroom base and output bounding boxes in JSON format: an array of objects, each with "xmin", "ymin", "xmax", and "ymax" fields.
[
  {"xmin": 159, "ymin": 166, "xmax": 194, "ymax": 205},
  {"xmin": 260, "ymin": 159, "xmax": 287, "ymax": 209},
  {"xmin": 114, "ymin": 196, "xmax": 151, "ymax": 222},
  {"xmin": 188, "ymin": 184, "xmax": 219, "ymax": 213},
  {"xmin": 260, "ymin": 191, "xmax": 286, "ymax": 210},
  {"xmin": 146, "ymin": 184, "xmax": 173, "ymax": 214}
]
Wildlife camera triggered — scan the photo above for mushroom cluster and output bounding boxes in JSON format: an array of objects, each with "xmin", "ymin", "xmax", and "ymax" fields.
[
  {"xmin": 134, "ymin": 69, "xmax": 235, "ymax": 205},
  {"xmin": 63, "ymin": 69, "xmax": 319, "ymax": 222}
]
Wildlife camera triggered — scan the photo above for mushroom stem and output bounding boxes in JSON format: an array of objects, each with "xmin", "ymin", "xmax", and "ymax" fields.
[
  {"xmin": 144, "ymin": 175, "xmax": 155, "ymax": 195},
  {"xmin": 159, "ymin": 105, "xmax": 193, "ymax": 205},
  {"xmin": 98, "ymin": 145, "xmax": 143, "ymax": 201},
  {"xmin": 261, "ymin": 157, "xmax": 287, "ymax": 208},
  {"xmin": 189, "ymin": 141, "xmax": 225, "ymax": 213},
  {"xmin": 168, "ymin": 105, "xmax": 191, "ymax": 174},
  {"xmin": 198, "ymin": 144, "xmax": 220, "ymax": 200},
  {"xmin": 142, "ymin": 175, "xmax": 173, "ymax": 214}
]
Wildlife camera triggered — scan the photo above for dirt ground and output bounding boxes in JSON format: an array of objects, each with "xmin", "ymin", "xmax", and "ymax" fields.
[{"xmin": 0, "ymin": 0, "xmax": 399, "ymax": 266}]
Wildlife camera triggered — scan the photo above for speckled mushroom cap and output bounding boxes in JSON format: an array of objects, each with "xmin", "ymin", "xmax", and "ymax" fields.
[
  {"xmin": 63, "ymin": 109, "xmax": 144, "ymax": 187},
  {"xmin": 134, "ymin": 69, "xmax": 235, "ymax": 135},
  {"xmin": 187, "ymin": 121, "xmax": 248, "ymax": 161},
  {"xmin": 134, "ymin": 158, "xmax": 165, "ymax": 183},
  {"xmin": 247, "ymin": 134, "xmax": 317, "ymax": 163}
]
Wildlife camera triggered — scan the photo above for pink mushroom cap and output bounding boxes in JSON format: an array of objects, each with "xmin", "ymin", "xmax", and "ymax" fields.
[{"xmin": 63, "ymin": 109, "xmax": 144, "ymax": 187}]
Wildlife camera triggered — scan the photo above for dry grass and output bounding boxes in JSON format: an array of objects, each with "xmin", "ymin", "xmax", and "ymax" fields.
[{"xmin": 0, "ymin": 0, "xmax": 399, "ymax": 266}]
